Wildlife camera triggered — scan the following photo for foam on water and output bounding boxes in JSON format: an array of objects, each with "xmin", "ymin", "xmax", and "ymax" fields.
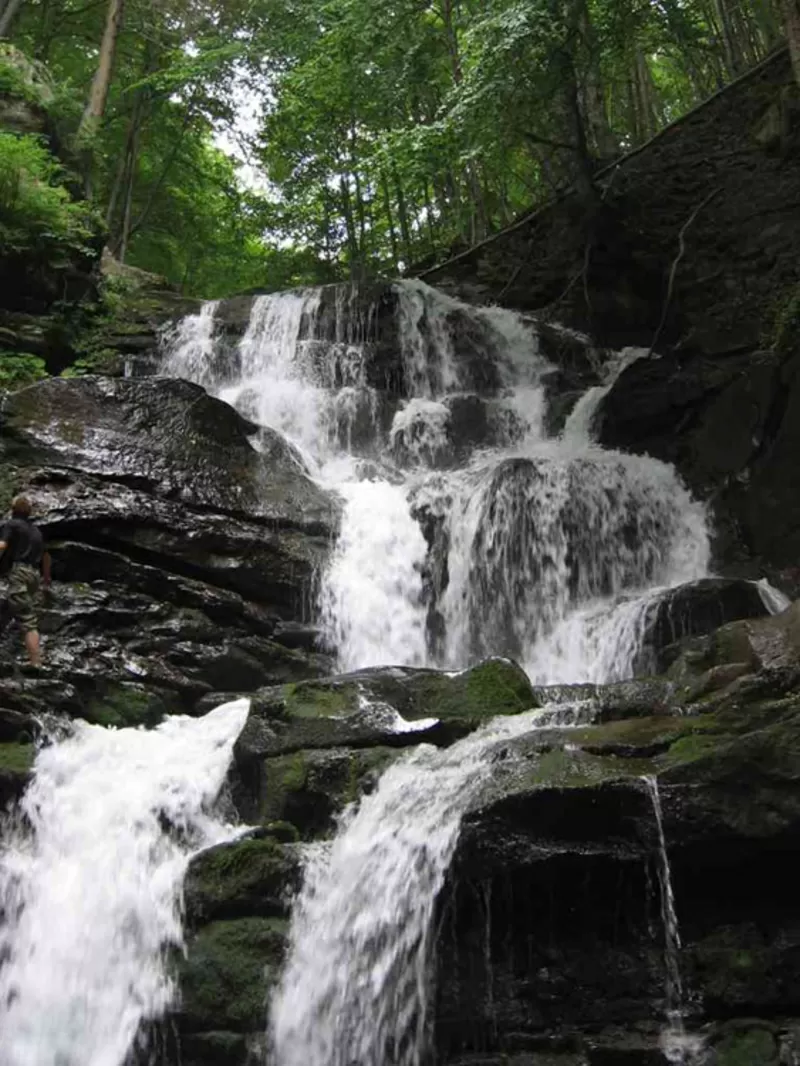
[
  {"xmin": 0, "ymin": 699, "xmax": 249, "ymax": 1066},
  {"xmin": 161, "ymin": 279, "xmax": 711, "ymax": 684}
]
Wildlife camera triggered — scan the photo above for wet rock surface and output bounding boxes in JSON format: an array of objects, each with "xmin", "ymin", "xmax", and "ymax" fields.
[{"xmin": 0, "ymin": 376, "xmax": 340, "ymax": 725}]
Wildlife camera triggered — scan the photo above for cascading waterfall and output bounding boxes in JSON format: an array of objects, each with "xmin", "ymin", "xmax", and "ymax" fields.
[
  {"xmin": 0, "ymin": 699, "xmax": 249, "ymax": 1066},
  {"xmin": 268, "ymin": 700, "xmax": 595, "ymax": 1066},
  {"xmin": 160, "ymin": 278, "xmax": 711, "ymax": 680},
  {"xmin": 158, "ymin": 279, "xmax": 716, "ymax": 1066}
]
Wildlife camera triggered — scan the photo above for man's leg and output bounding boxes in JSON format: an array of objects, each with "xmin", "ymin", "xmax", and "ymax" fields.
[
  {"xmin": 9, "ymin": 566, "xmax": 42, "ymax": 666},
  {"xmin": 24, "ymin": 628, "xmax": 41, "ymax": 667}
]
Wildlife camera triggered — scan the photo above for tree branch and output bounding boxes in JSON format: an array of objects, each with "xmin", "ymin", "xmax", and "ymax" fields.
[{"xmin": 648, "ymin": 188, "xmax": 721, "ymax": 355}]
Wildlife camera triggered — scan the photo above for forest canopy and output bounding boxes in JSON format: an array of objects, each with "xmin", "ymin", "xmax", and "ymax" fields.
[{"xmin": 0, "ymin": 0, "xmax": 793, "ymax": 297}]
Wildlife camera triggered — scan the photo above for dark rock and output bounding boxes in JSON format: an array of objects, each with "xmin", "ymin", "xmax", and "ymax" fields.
[
  {"xmin": 0, "ymin": 376, "xmax": 337, "ymax": 531},
  {"xmin": 183, "ymin": 835, "xmax": 301, "ymax": 925},
  {"xmin": 636, "ymin": 577, "xmax": 771, "ymax": 674}
]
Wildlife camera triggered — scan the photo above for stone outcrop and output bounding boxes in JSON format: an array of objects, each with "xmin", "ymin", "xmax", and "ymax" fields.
[{"xmin": 0, "ymin": 376, "xmax": 339, "ymax": 761}]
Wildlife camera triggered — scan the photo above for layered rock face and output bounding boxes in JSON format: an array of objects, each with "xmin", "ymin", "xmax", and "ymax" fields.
[{"xmin": 0, "ymin": 374, "xmax": 338, "ymax": 794}]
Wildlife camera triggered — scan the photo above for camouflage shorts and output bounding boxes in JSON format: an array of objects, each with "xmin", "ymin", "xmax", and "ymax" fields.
[{"xmin": 7, "ymin": 563, "xmax": 40, "ymax": 633}]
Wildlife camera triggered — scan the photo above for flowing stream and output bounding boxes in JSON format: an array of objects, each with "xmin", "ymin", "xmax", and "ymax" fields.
[
  {"xmin": 0, "ymin": 699, "xmax": 249, "ymax": 1066},
  {"xmin": 159, "ymin": 280, "xmax": 717, "ymax": 1065},
  {"xmin": 643, "ymin": 776, "xmax": 706, "ymax": 1065},
  {"xmin": 161, "ymin": 279, "xmax": 711, "ymax": 682},
  {"xmin": 269, "ymin": 701, "xmax": 594, "ymax": 1066}
]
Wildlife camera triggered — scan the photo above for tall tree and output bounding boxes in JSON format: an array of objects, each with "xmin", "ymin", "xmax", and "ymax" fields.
[{"xmin": 78, "ymin": 0, "xmax": 126, "ymax": 141}]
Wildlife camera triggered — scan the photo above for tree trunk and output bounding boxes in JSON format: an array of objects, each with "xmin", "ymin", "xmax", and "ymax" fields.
[
  {"xmin": 714, "ymin": 0, "xmax": 744, "ymax": 75},
  {"xmin": 392, "ymin": 166, "xmax": 413, "ymax": 262},
  {"xmin": 34, "ymin": 0, "xmax": 58, "ymax": 59},
  {"xmin": 380, "ymin": 170, "xmax": 400, "ymax": 271},
  {"xmin": 78, "ymin": 0, "xmax": 126, "ymax": 140},
  {"xmin": 339, "ymin": 174, "xmax": 360, "ymax": 280},
  {"xmin": 576, "ymin": 0, "xmax": 617, "ymax": 160},
  {"xmin": 781, "ymin": 0, "xmax": 800, "ymax": 87},
  {"xmin": 0, "ymin": 0, "xmax": 24, "ymax": 38}
]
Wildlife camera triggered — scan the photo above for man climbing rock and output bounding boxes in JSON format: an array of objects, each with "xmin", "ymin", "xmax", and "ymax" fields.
[{"xmin": 0, "ymin": 495, "xmax": 51, "ymax": 666}]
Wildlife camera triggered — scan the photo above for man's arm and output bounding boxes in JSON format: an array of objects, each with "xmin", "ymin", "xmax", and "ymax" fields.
[{"xmin": 41, "ymin": 550, "xmax": 52, "ymax": 588}]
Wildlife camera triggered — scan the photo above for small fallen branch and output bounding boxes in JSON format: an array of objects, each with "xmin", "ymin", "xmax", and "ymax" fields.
[{"xmin": 648, "ymin": 188, "xmax": 721, "ymax": 356}]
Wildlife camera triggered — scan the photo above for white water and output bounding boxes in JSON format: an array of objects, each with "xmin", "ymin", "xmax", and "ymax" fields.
[
  {"xmin": 0, "ymin": 699, "xmax": 249, "ymax": 1066},
  {"xmin": 161, "ymin": 300, "xmax": 220, "ymax": 389},
  {"xmin": 269, "ymin": 701, "xmax": 595, "ymax": 1066},
  {"xmin": 161, "ymin": 279, "xmax": 711, "ymax": 681},
  {"xmin": 643, "ymin": 776, "xmax": 705, "ymax": 1066},
  {"xmin": 157, "ymin": 281, "xmax": 719, "ymax": 1066}
]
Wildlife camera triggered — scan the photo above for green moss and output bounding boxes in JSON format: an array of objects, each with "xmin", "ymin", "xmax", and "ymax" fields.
[
  {"xmin": 662, "ymin": 731, "xmax": 720, "ymax": 766},
  {"xmin": 179, "ymin": 917, "xmax": 287, "ymax": 1031},
  {"xmin": 464, "ymin": 658, "xmax": 534, "ymax": 713},
  {"xmin": 184, "ymin": 835, "xmax": 294, "ymax": 922},
  {"xmin": 84, "ymin": 684, "xmax": 168, "ymax": 728},
  {"xmin": 714, "ymin": 1028, "xmax": 777, "ymax": 1066},
  {"xmin": 410, "ymin": 658, "xmax": 534, "ymax": 723},
  {"xmin": 518, "ymin": 746, "xmax": 652, "ymax": 790},
  {"xmin": 272, "ymin": 751, "xmax": 308, "ymax": 793},
  {"xmin": 0, "ymin": 741, "xmax": 34, "ymax": 774},
  {"xmin": 282, "ymin": 681, "xmax": 358, "ymax": 719},
  {"xmin": 259, "ymin": 746, "xmax": 398, "ymax": 836}
]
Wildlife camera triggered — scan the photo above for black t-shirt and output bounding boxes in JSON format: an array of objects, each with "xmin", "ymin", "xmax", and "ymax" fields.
[{"xmin": 0, "ymin": 517, "xmax": 44, "ymax": 573}]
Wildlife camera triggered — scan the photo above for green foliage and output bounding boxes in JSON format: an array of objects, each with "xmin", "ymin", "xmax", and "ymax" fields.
[
  {"xmin": 0, "ymin": 131, "xmax": 95, "ymax": 254},
  {"xmin": 0, "ymin": 352, "xmax": 48, "ymax": 390},
  {"xmin": 0, "ymin": 0, "xmax": 788, "ymax": 294}
]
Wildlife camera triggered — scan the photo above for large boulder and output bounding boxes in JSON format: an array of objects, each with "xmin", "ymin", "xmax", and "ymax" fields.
[
  {"xmin": 232, "ymin": 658, "xmax": 537, "ymax": 762},
  {"xmin": 0, "ymin": 376, "xmax": 336, "ymax": 529},
  {"xmin": 636, "ymin": 577, "xmax": 771, "ymax": 674}
]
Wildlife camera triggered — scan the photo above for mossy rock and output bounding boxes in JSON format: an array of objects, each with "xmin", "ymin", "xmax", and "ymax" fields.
[
  {"xmin": 712, "ymin": 1024, "xmax": 778, "ymax": 1066},
  {"xmin": 0, "ymin": 740, "xmax": 34, "ymax": 805},
  {"xmin": 84, "ymin": 682, "xmax": 176, "ymax": 728},
  {"xmin": 183, "ymin": 835, "xmax": 300, "ymax": 924},
  {"xmin": 178, "ymin": 916, "xmax": 287, "ymax": 1032},
  {"xmin": 512, "ymin": 744, "xmax": 653, "ymax": 791},
  {"xmin": 0, "ymin": 740, "xmax": 34, "ymax": 774},
  {"xmin": 405, "ymin": 658, "xmax": 535, "ymax": 723},
  {"xmin": 236, "ymin": 659, "xmax": 536, "ymax": 759},
  {"xmin": 258, "ymin": 745, "xmax": 398, "ymax": 836},
  {"xmin": 282, "ymin": 658, "xmax": 534, "ymax": 724}
]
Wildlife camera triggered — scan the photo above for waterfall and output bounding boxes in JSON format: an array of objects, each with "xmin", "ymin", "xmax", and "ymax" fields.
[
  {"xmin": 0, "ymin": 699, "xmax": 249, "ymax": 1066},
  {"xmin": 161, "ymin": 279, "xmax": 710, "ymax": 682},
  {"xmin": 161, "ymin": 300, "xmax": 220, "ymax": 389},
  {"xmin": 268, "ymin": 701, "xmax": 595, "ymax": 1066},
  {"xmin": 642, "ymin": 776, "xmax": 705, "ymax": 1065}
]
